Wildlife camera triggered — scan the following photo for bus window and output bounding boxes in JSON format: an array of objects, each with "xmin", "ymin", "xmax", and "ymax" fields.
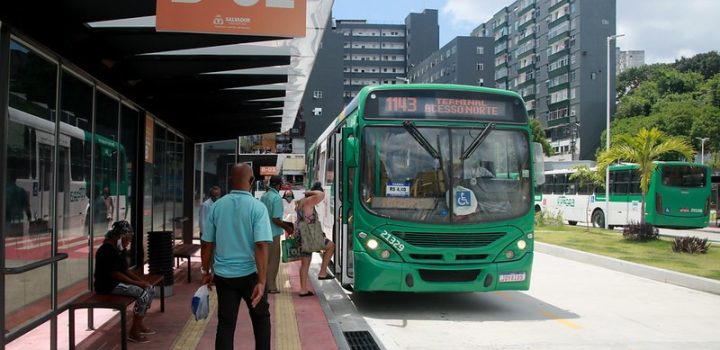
[
  {"xmin": 553, "ymin": 174, "xmax": 566, "ymax": 194},
  {"xmin": 612, "ymin": 170, "xmax": 629, "ymax": 194},
  {"xmin": 630, "ymin": 170, "xmax": 641, "ymax": 194},
  {"xmin": 661, "ymin": 165, "xmax": 706, "ymax": 187},
  {"xmin": 544, "ymin": 174, "xmax": 553, "ymax": 194},
  {"xmin": 70, "ymin": 138, "xmax": 84, "ymax": 181}
]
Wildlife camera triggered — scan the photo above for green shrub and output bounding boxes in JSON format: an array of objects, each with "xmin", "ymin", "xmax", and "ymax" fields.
[
  {"xmin": 535, "ymin": 210, "xmax": 564, "ymax": 227},
  {"xmin": 622, "ymin": 222, "xmax": 659, "ymax": 241},
  {"xmin": 671, "ymin": 236, "xmax": 710, "ymax": 254}
]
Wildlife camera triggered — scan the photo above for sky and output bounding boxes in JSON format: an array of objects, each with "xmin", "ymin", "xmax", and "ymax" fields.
[{"xmin": 331, "ymin": 0, "xmax": 720, "ymax": 64}]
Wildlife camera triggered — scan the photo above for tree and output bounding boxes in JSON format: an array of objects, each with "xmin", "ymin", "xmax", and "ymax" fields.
[
  {"xmin": 673, "ymin": 51, "xmax": 720, "ymax": 79},
  {"xmin": 597, "ymin": 128, "xmax": 695, "ymax": 224},
  {"xmin": 530, "ymin": 118, "xmax": 554, "ymax": 156}
]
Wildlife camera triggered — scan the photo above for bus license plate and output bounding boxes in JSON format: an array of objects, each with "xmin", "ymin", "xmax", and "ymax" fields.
[{"xmin": 499, "ymin": 272, "xmax": 526, "ymax": 283}]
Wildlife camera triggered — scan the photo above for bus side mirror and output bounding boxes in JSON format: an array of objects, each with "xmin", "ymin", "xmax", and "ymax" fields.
[
  {"xmin": 343, "ymin": 128, "xmax": 358, "ymax": 168},
  {"xmin": 533, "ymin": 142, "xmax": 545, "ymax": 186}
]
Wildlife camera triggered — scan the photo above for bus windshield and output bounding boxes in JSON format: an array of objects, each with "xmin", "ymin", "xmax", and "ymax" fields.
[
  {"xmin": 661, "ymin": 165, "xmax": 706, "ymax": 188},
  {"xmin": 361, "ymin": 126, "xmax": 531, "ymax": 224}
]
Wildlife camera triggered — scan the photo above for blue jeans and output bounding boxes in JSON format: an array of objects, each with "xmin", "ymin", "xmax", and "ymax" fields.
[
  {"xmin": 214, "ymin": 273, "xmax": 271, "ymax": 350},
  {"xmin": 111, "ymin": 283, "xmax": 155, "ymax": 316}
]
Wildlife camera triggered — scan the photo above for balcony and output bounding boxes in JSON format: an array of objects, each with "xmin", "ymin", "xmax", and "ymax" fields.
[
  {"xmin": 547, "ymin": 116, "xmax": 570, "ymax": 128},
  {"xmin": 517, "ymin": 0, "xmax": 536, "ymax": 16},
  {"xmin": 549, "ymin": 13, "xmax": 570, "ymax": 29},
  {"xmin": 548, "ymin": 0, "xmax": 569, "ymax": 13}
]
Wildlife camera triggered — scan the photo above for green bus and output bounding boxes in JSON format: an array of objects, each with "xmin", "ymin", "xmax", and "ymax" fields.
[
  {"xmin": 537, "ymin": 162, "xmax": 711, "ymax": 229},
  {"xmin": 306, "ymin": 84, "xmax": 544, "ymax": 292}
]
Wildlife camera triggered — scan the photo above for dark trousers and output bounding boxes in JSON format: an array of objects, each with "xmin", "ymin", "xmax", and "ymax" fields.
[{"xmin": 214, "ymin": 273, "xmax": 271, "ymax": 350}]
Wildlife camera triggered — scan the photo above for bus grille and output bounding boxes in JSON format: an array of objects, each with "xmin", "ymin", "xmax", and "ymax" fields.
[
  {"xmin": 419, "ymin": 269, "xmax": 481, "ymax": 282},
  {"xmin": 393, "ymin": 232, "xmax": 506, "ymax": 248}
]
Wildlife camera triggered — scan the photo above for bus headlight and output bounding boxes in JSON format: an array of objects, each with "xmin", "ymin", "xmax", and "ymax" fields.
[
  {"xmin": 505, "ymin": 250, "xmax": 515, "ymax": 259},
  {"xmin": 367, "ymin": 239, "xmax": 379, "ymax": 250},
  {"xmin": 380, "ymin": 250, "xmax": 391, "ymax": 259},
  {"xmin": 358, "ymin": 232, "xmax": 368, "ymax": 239},
  {"xmin": 517, "ymin": 240, "xmax": 527, "ymax": 250}
]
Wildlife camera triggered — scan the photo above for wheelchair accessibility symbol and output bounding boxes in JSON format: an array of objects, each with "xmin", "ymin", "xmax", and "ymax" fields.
[{"xmin": 456, "ymin": 191, "xmax": 472, "ymax": 207}]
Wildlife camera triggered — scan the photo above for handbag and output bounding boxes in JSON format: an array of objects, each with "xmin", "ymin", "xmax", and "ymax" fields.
[
  {"xmin": 281, "ymin": 237, "xmax": 302, "ymax": 263},
  {"xmin": 299, "ymin": 208, "xmax": 326, "ymax": 253}
]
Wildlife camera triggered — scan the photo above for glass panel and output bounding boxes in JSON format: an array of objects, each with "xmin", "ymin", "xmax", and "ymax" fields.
[
  {"xmin": 120, "ymin": 105, "xmax": 139, "ymax": 266},
  {"xmin": 93, "ymin": 91, "xmax": 119, "ymax": 240},
  {"xmin": 4, "ymin": 265, "xmax": 52, "ymax": 334},
  {"xmin": 56, "ymin": 71, "xmax": 94, "ymax": 307},
  {"xmin": 5, "ymin": 39, "xmax": 57, "ymax": 332},
  {"xmin": 153, "ymin": 125, "xmax": 166, "ymax": 231},
  {"xmin": 174, "ymin": 134, "xmax": 184, "ymax": 221}
]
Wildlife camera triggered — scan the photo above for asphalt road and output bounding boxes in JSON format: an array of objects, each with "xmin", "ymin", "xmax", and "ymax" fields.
[{"xmin": 317, "ymin": 252, "xmax": 720, "ymax": 350}]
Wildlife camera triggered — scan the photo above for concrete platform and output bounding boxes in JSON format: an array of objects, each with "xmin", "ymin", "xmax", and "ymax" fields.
[{"xmin": 6, "ymin": 253, "xmax": 339, "ymax": 350}]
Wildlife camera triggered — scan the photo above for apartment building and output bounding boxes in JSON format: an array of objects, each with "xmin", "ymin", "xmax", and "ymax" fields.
[
  {"xmin": 336, "ymin": 9, "xmax": 439, "ymax": 103},
  {"xmin": 408, "ymin": 36, "xmax": 495, "ymax": 87},
  {"xmin": 617, "ymin": 48, "xmax": 645, "ymax": 74},
  {"xmin": 472, "ymin": 0, "xmax": 617, "ymax": 160}
]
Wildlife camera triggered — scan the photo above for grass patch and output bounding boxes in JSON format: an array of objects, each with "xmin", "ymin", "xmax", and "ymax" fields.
[{"xmin": 535, "ymin": 225, "xmax": 720, "ymax": 281}]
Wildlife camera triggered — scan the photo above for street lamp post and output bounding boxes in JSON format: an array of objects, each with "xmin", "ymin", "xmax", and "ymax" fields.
[
  {"xmin": 605, "ymin": 34, "xmax": 624, "ymax": 229},
  {"xmin": 696, "ymin": 137, "xmax": 709, "ymax": 164}
]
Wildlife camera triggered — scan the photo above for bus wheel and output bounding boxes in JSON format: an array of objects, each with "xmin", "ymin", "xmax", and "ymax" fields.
[
  {"xmin": 568, "ymin": 220, "xmax": 578, "ymax": 226},
  {"xmin": 591, "ymin": 210, "xmax": 605, "ymax": 228}
]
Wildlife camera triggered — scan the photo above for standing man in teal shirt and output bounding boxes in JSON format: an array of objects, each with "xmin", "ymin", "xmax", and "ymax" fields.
[
  {"xmin": 201, "ymin": 164, "xmax": 272, "ymax": 350},
  {"xmin": 260, "ymin": 176, "xmax": 293, "ymax": 294}
]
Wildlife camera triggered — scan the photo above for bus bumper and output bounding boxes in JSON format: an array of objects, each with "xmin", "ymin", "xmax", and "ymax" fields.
[{"xmin": 353, "ymin": 252, "xmax": 533, "ymax": 292}]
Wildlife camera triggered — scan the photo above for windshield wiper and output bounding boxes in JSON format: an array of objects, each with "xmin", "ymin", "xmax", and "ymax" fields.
[
  {"xmin": 402, "ymin": 120, "xmax": 441, "ymax": 160},
  {"xmin": 460, "ymin": 123, "xmax": 495, "ymax": 160}
]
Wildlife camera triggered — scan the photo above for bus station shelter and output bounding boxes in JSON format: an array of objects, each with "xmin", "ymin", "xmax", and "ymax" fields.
[{"xmin": 0, "ymin": 1, "xmax": 331, "ymax": 348}]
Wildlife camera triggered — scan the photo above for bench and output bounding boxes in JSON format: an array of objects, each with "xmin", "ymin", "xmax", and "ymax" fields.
[
  {"xmin": 173, "ymin": 243, "xmax": 201, "ymax": 283},
  {"xmin": 67, "ymin": 271, "xmax": 164, "ymax": 350}
]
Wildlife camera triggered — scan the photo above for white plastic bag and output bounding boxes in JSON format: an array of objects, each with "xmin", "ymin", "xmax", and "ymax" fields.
[{"xmin": 191, "ymin": 285, "xmax": 210, "ymax": 321}]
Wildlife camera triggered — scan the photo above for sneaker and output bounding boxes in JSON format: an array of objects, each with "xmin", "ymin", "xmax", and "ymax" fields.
[{"xmin": 128, "ymin": 335, "xmax": 150, "ymax": 343}]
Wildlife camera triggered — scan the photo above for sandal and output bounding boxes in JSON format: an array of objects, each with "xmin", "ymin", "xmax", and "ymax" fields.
[
  {"xmin": 140, "ymin": 328, "xmax": 157, "ymax": 335},
  {"xmin": 318, "ymin": 274, "xmax": 335, "ymax": 280},
  {"xmin": 128, "ymin": 335, "xmax": 150, "ymax": 343},
  {"xmin": 299, "ymin": 291, "xmax": 315, "ymax": 297},
  {"xmin": 267, "ymin": 289, "xmax": 280, "ymax": 294}
]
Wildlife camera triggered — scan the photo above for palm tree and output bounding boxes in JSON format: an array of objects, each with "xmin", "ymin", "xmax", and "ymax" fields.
[{"xmin": 597, "ymin": 127, "xmax": 695, "ymax": 224}]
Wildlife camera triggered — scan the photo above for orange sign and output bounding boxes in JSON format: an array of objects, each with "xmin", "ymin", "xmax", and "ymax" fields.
[
  {"xmin": 260, "ymin": 166, "xmax": 278, "ymax": 176},
  {"xmin": 145, "ymin": 115, "xmax": 155, "ymax": 164},
  {"xmin": 156, "ymin": 0, "xmax": 307, "ymax": 37}
]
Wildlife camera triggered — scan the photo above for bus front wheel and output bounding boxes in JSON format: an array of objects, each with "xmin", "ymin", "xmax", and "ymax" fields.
[{"xmin": 591, "ymin": 210, "xmax": 605, "ymax": 228}]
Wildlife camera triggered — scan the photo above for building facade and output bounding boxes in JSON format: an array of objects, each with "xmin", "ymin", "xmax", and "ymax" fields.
[
  {"xmin": 472, "ymin": 0, "xmax": 617, "ymax": 160},
  {"xmin": 617, "ymin": 49, "xmax": 645, "ymax": 74},
  {"xmin": 337, "ymin": 9, "xmax": 439, "ymax": 103},
  {"xmin": 408, "ymin": 36, "xmax": 495, "ymax": 86}
]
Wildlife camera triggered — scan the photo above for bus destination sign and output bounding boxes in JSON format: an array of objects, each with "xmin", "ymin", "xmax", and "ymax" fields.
[
  {"xmin": 381, "ymin": 97, "xmax": 506, "ymax": 117},
  {"xmin": 365, "ymin": 89, "xmax": 526, "ymax": 122}
]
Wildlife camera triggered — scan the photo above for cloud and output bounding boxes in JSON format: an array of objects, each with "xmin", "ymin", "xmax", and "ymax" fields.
[
  {"xmin": 618, "ymin": 0, "xmax": 720, "ymax": 63},
  {"xmin": 441, "ymin": 0, "xmax": 508, "ymax": 27}
]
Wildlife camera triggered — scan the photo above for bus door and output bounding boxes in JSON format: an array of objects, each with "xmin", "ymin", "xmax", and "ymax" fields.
[
  {"xmin": 36, "ymin": 137, "xmax": 54, "ymax": 229},
  {"xmin": 334, "ymin": 129, "xmax": 354, "ymax": 286}
]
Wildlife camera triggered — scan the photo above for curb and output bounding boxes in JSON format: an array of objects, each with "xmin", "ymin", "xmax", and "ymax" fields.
[{"xmin": 536, "ymin": 241, "xmax": 720, "ymax": 295}]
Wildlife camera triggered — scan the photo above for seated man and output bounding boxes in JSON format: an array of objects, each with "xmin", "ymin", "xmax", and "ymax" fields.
[{"xmin": 94, "ymin": 221, "xmax": 156, "ymax": 343}]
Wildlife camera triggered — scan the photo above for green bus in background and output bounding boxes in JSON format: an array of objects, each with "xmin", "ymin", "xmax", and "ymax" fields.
[
  {"xmin": 306, "ymin": 84, "xmax": 544, "ymax": 292},
  {"xmin": 537, "ymin": 162, "xmax": 711, "ymax": 229}
]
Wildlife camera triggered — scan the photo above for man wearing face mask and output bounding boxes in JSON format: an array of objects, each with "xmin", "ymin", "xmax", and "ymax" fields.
[
  {"xmin": 95, "ymin": 221, "xmax": 156, "ymax": 343},
  {"xmin": 201, "ymin": 164, "xmax": 272, "ymax": 349},
  {"xmin": 260, "ymin": 176, "xmax": 293, "ymax": 294},
  {"xmin": 199, "ymin": 186, "xmax": 222, "ymax": 241}
]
